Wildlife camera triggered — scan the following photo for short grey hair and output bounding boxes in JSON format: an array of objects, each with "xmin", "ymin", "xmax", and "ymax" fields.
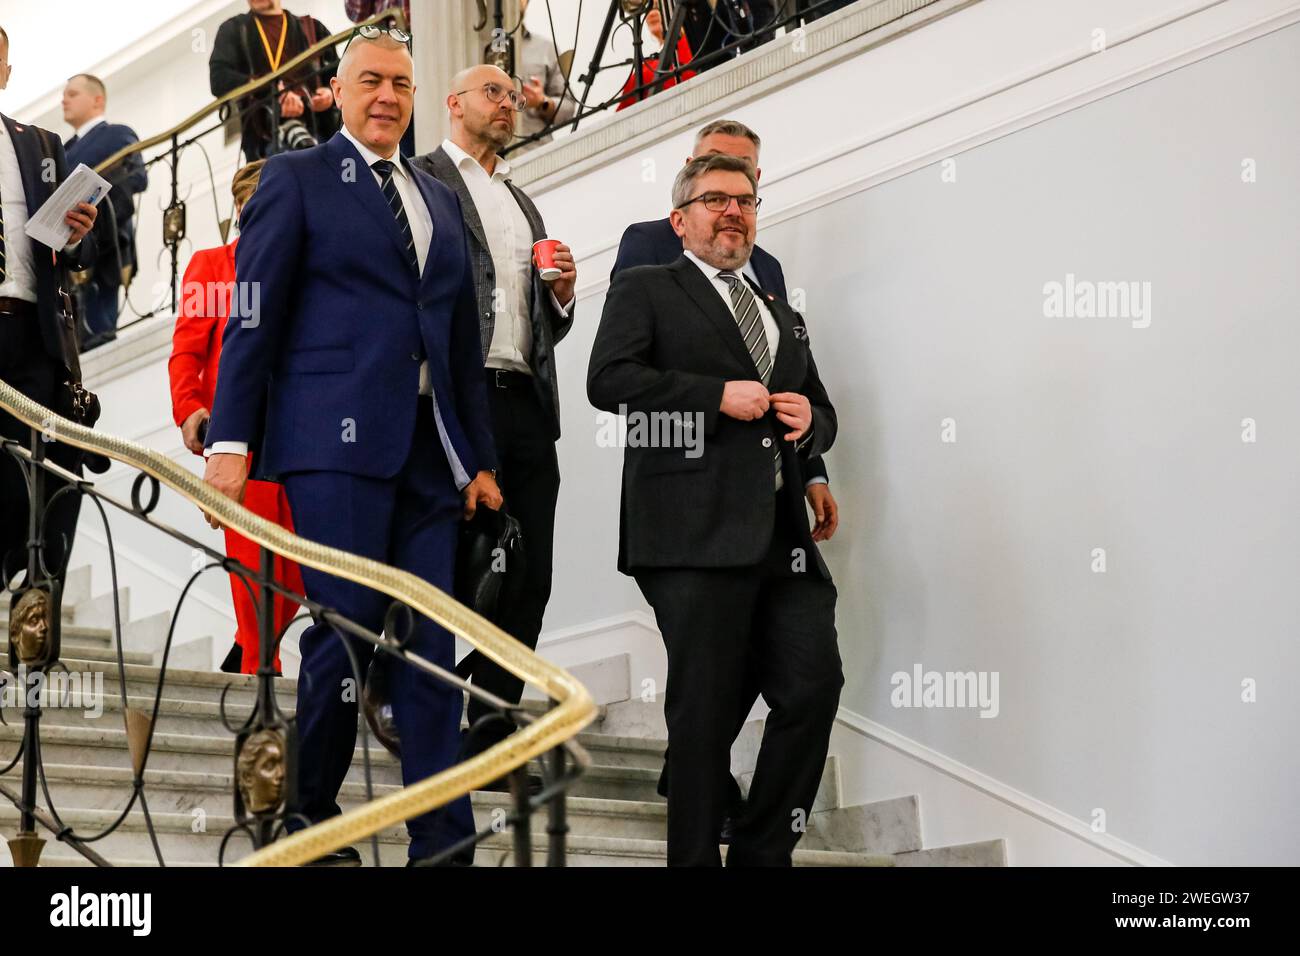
[
  {"xmin": 671, "ymin": 154, "xmax": 758, "ymax": 209},
  {"xmin": 694, "ymin": 119, "xmax": 761, "ymax": 153},
  {"xmin": 337, "ymin": 33, "xmax": 412, "ymax": 82}
]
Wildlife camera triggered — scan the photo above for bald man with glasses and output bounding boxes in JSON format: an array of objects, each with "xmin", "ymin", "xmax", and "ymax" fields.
[{"xmin": 412, "ymin": 65, "xmax": 577, "ymax": 789}]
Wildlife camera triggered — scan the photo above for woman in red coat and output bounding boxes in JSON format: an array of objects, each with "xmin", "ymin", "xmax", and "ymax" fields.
[
  {"xmin": 168, "ymin": 160, "xmax": 304, "ymax": 675},
  {"xmin": 618, "ymin": 0, "xmax": 697, "ymax": 111}
]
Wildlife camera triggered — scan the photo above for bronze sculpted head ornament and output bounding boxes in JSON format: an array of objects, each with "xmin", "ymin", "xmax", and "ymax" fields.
[
  {"xmin": 9, "ymin": 589, "xmax": 51, "ymax": 666},
  {"xmin": 237, "ymin": 728, "xmax": 287, "ymax": 814}
]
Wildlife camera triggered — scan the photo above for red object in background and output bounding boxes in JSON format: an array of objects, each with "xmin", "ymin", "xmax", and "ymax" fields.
[
  {"xmin": 617, "ymin": 35, "xmax": 696, "ymax": 111},
  {"xmin": 168, "ymin": 240, "xmax": 305, "ymax": 674}
]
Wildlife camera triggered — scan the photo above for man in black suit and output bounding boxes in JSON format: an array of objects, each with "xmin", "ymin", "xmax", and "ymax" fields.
[
  {"xmin": 612, "ymin": 118, "xmax": 839, "ymax": 830},
  {"xmin": 62, "ymin": 73, "xmax": 149, "ymax": 350},
  {"xmin": 589, "ymin": 154, "xmax": 843, "ymax": 866},
  {"xmin": 411, "ymin": 64, "xmax": 577, "ymax": 777},
  {"xmin": 0, "ymin": 25, "xmax": 100, "ymax": 594}
]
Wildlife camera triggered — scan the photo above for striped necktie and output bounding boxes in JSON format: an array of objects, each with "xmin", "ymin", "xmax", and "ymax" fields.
[
  {"xmin": 0, "ymin": 171, "xmax": 6, "ymax": 284},
  {"xmin": 371, "ymin": 159, "xmax": 419, "ymax": 277},
  {"xmin": 718, "ymin": 270, "xmax": 782, "ymax": 486}
]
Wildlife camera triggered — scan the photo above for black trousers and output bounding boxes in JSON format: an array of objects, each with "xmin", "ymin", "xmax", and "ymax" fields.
[
  {"xmin": 636, "ymin": 495, "xmax": 842, "ymax": 867},
  {"xmin": 0, "ymin": 313, "xmax": 82, "ymax": 593},
  {"xmin": 464, "ymin": 370, "xmax": 560, "ymax": 746}
]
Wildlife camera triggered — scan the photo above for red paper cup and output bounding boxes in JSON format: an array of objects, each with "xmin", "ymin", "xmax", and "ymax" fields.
[{"xmin": 532, "ymin": 238, "xmax": 563, "ymax": 282}]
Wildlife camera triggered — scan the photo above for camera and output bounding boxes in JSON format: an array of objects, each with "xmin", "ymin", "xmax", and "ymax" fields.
[{"xmin": 278, "ymin": 119, "xmax": 318, "ymax": 151}]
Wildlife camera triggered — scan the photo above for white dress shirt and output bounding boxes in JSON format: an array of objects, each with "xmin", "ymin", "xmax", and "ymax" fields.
[
  {"xmin": 71, "ymin": 115, "xmax": 107, "ymax": 142},
  {"xmin": 441, "ymin": 138, "xmax": 572, "ymax": 376},
  {"xmin": 0, "ymin": 117, "xmax": 39, "ymax": 304}
]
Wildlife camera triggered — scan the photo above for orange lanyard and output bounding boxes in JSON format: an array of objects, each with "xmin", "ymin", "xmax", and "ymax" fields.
[{"xmin": 254, "ymin": 13, "xmax": 288, "ymax": 73}]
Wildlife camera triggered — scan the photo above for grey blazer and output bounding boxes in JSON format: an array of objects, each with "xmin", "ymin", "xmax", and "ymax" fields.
[{"xmin": 410, "ymin": 146, "xmax": 574, "ymax": 441}]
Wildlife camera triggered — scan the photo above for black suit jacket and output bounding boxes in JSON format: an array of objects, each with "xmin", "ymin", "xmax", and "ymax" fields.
[
  {"xmin": 610, "ymin": 217, "xmax": 831, "ymax": 485},
  {"xmin": 588, "ymin": 257, "xmax": 836, "ymax": 578},
  {"xmin": 1, "ymin": 113, "xmax": 97, "ymax": 363},
  {"xmin": 410, "ymin": 146, "xmax": 573, "ymax": 440}
]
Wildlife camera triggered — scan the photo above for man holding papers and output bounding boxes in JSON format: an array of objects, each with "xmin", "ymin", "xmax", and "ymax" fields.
[{"xmin": 0, "ymin": 24, "xmax": 100, "ymax": 597}]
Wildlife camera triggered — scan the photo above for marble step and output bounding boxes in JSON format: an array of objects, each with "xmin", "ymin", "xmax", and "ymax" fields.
[
  {"xmin": 894, "ymin": 839, "xmax": 1008, "ymax": 866},
  {"xmin": 20, "ymin": 763, "xmax": 673, "ymax": 841},
  {"xmin": 7, "ymin": 802, "xmax": 894, "ymax": 868},
  {"xmin": 3, "ymin": 723, "xmax": 836, "ymax": 812},
  {"xmin": 49, "ymin": 653, "xmax": 611, "ymax": 722},
  {"xmin": 803, "ymin": 794, "xmax": 924, "ymax": 855},
  {"xmin": 29, "ymin": 832, "xmax": 898, "ymax": 868},
  {"xmin": 3, "ymin": 731, "xmax": 834, "ymax": 811},
  {"xmin": 0, "ymin": 691, "xmax": 663, "ymax": 774},
  {"xmin": 0, "ymin": 622, "xmax": 120, "ymax": 652}
]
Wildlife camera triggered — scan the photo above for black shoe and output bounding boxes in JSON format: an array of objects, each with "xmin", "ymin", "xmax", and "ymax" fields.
[
  {"xmin": 479, "ymin": 772, "xmax": 544, "ymax": 796},
  {"xmin": 304, "ymin": 846, "xmax": 361, "ymax": 867},
  {"xmin": 406, "ymin": 850, "xmax": 473, "ymax": 867},
  {"xmin": 219, "ymin": 642, "xmax": 242, "ymax": 674}
]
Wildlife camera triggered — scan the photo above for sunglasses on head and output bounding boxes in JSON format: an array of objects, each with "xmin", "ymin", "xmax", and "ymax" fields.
[{"xmin": 344, "ymin": 23, "xmax": 413, "ymax": 52}]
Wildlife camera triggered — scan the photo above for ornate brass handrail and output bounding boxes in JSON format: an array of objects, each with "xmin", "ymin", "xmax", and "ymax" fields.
[
  {"xmin": 0, "ymin": 379, "xmax": 597, "ymax": 867},
  {"xmin": 92, "ymin": 7, "xmax": 407, "ymax": 177}
]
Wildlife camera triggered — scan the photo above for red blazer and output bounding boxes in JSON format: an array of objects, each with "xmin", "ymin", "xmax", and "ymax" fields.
[
  {"xmin": 169, "ymin": 240, "xmax": 237, "ymax": 431},
  {"xmin": 617, "ymin": 36, "xmax": 696, "ymax": 111}
]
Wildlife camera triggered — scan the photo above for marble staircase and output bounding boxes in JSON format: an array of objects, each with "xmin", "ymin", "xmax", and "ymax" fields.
[{"xmin": 2, "ymin": 569, "xmax": 1007, "ymax": 867}]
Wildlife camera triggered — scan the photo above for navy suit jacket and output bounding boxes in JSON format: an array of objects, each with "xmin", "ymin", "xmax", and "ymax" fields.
[
  {"xmin": 610, "ymin": 217, "xmax": 831, "ymax": 485},
  {"xmin": 65, "ymin": 121, "xmax": 148, "ymax": 270},
  {"xmin": 205, "ymin": 132, "xmax": 497, "ymax": 485},
  {"xmin": 1, "ymin": 113, "xmax": 97, "ymax": 363}
]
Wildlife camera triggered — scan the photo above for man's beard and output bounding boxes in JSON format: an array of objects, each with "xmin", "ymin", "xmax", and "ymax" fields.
[
  {"xmin": 481, "ymin": 116, "xmax": 514, "ymax": 148},
  {"xmin": 704, "ymin": 227, "xmax": 752, "ymax": 269}
]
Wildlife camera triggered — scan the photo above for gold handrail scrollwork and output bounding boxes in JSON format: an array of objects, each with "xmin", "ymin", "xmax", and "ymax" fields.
[{"xmin": 0, "ymin": 379, "xmax": 597, "ymax": 867}]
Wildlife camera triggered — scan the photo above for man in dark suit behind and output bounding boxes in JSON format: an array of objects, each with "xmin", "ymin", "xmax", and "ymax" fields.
[
  {"xmin": 611, "ymin": 118, "xmax": 840, "ymax": 830},
  {"xmin": 589, "ymin": 154, "xmax": 843, "ymax": 866},
  {"xmin": 62, "ymin": 73, "xmax": 148, "ymax": 350},
  {"xmin": 411, "ymin": 64, "xmax": 577, "ymax": 776},
  {"xmin": 0, "ymin": 25, "xmax": 99, "ymax": 596},
  {"xmin": 203, "ymin": 33, "xmax": 502, "ymax": 865}
]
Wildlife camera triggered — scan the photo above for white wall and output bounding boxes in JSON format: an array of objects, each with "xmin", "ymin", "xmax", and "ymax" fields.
[
  {"xmin": 42, "ymin": 0, "xmax": 1300, "ymax": 864},
  {"xmin": 516, "ymin": 0, "xmax": 1300, "ymax": 865}
]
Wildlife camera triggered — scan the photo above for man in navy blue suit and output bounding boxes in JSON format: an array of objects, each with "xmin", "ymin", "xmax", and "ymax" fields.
[
  {"xmin": 611, "ymin": 119, "xmax": 839, "ymax": 836},
  {"xmin": 61, "ymin": 74, "xmax": 147, "ymax": 350},
  {"xmin": 203, "ymin": 30, "xmax": 503, "ymax": 866}
]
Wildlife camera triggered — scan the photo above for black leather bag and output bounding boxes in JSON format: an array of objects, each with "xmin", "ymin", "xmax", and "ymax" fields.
[
  {"xmin": 34, "ymin": 128, "xmax": 109, "ymax": 474},
  {"xmin": 362, "ymin": 508, "xmax": 527, "ymax": 757}
]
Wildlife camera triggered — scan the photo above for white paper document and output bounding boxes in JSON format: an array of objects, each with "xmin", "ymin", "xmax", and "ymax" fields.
[{"xmin": 23, "ymin": 163, "xmax": 112, "ymax": 250}]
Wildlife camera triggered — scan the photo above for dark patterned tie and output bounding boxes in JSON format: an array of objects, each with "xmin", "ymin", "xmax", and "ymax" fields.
[
  {"xmin": 0, "ymin": 170, "xmax": 6, "ymax": 284},
  {"xmin": 718, "ymin": 270, "xmax": 782, "ymax": 484},
  {"xmin": 371, "ymin": 159, "xmax": 419, "ymax": 276}
]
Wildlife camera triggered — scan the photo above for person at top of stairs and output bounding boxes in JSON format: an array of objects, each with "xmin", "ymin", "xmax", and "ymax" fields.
[{"xmin": 167, "ymin": 159, "xmax": 304, "ymax": 675}]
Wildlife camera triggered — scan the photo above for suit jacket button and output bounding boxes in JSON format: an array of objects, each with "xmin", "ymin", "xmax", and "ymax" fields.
[
  {"xmin": 762, "ymin": 437, "xmax": 773, "ymax": 448},
  {"xmin": 411, "ymin": 353, "xmax": 419, "ymax": 361}
]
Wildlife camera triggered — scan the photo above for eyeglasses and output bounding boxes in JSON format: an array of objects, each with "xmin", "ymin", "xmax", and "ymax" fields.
[
  {"xmin": 454, "ymin": 81, "xmax": 528, "ymax": 112},
  {"xmin": 678, "ymin": 191, "xmax": 762, "ymax": 214},
  {"xmin": 344, "ymin": 24, "xmax": 413, "ymax": 51}
]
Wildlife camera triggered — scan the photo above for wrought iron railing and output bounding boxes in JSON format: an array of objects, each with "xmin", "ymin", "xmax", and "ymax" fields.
[
  {"xmin": 84, "ymin": 7, "xmax": 408, "ymax": 338},
  {"xmin": 502, "ymin": 0, "xmax": 861, "ymax": 155},
  {"xmin": 0, "ymin": 380, "xmax": 597, "ymax": 867}
]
